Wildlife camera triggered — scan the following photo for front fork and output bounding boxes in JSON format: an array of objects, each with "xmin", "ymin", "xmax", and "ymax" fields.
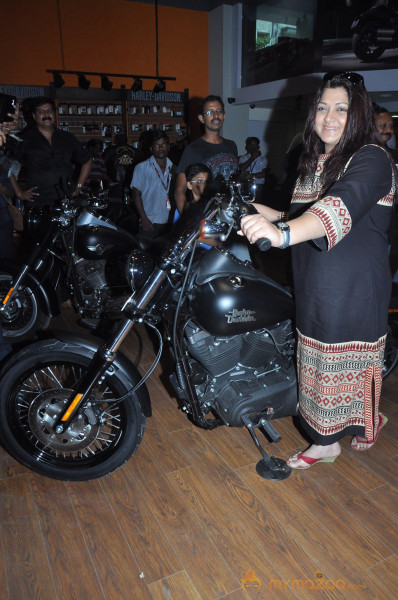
[
  {"xmin": 0, "ymin": 224, "xmax": 58, "ymax": 312},
  {"xmin": 54, "ymin": 266, "xmax": 168, "ymax": 432}
]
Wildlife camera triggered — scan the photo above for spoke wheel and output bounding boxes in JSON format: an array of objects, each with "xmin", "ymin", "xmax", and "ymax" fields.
[
  {"xmin": 0, "ymin": 339, "xmax": 147, "ymax": 480},
  {"xmin": 0, "ymin": 273, "xmax": 50, "ymax": 343}
]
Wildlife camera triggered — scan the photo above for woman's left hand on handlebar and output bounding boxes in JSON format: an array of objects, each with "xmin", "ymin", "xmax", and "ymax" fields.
[{"xmin": 239, "ymin": 213, "xmax": 282, "ymax": 247}]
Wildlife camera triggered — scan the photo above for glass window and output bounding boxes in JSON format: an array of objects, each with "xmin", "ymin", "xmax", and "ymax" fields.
[{"xmin": 241, "ymin": 0, "xmax": 317, "ymax": 87}]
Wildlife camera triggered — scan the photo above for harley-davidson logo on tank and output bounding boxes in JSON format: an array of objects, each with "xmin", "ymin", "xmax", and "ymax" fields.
[{"xmin": 225, "ymin": 308, "xmax": 256, "ymax": 323}]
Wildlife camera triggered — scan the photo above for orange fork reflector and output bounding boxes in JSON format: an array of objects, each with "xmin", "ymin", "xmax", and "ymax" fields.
[
  {"xmin": 2, "ymin": 288, "xmax": 13, "ymax": 305},
  {"xmin": 61, "ymin": 394, "xmax": 83, "ymax": 421}
]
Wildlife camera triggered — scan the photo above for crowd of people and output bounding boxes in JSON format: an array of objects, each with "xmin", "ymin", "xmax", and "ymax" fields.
[{"xmin": 1, "ymin": 77, "xmax": 397, "ymax": 469}]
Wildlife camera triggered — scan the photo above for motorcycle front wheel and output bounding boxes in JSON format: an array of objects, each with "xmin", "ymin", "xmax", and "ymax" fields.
[
  {"xmin": 352, "ymin": 23, "xmax": 385, "ymax": 61},
  {"xmin": 0, "ymin": 339, "xmax": 147, "ymax": 480},
  {"xmin": 0, "ymin": 271, "xmax": 51, "ymax": 344}
]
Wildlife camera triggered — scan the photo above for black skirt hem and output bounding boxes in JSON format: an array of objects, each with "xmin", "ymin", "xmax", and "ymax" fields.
[{"xmin": 298, "ymin": 413, "xmax": 365, "ymax": 445}]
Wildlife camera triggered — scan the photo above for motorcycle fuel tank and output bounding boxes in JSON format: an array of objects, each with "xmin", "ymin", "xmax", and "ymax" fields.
[
  {"xmin": 74, "ymin": 224, "xmax": 139, "ymax": 259},
  {"xmin": 190, "ymin": 248, "xmax": 294, "ymax": 336}
]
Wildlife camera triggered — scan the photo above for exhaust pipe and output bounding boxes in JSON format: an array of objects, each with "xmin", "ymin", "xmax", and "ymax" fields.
[{"xmin": 376, "ymin": 28, "xmax": 398, "ymax": 42}]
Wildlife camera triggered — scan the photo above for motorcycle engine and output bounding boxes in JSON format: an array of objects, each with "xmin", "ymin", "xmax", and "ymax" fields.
[
  {"xmin": 75, "ymin": 258, "xmax": 108, "ymax": 314},
  {"xmin": 182, "ymin": 319, "xmax": 297, "ymax": 426},
  {"xmin": 73, "ymin": 256, "xmax": 130, "ymax": 316}
]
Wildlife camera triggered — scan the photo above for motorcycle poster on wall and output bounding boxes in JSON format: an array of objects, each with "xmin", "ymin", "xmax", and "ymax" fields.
[
  {"xmin": 319, "ymin": 0, "xmax": 398, "ymax": 72},
  {"xmin": 241, "ymin": 1, "xmax": 398, "ymax": 88}
]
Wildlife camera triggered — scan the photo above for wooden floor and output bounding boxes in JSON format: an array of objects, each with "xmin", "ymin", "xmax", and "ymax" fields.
[{"xmin": 0, "ymin": 302, "xmax": 397, "ymax": 599}]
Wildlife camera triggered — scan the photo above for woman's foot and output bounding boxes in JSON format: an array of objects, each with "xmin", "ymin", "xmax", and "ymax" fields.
[
  {"xmin": 351, "ymin": 413, "xmax": 388, "ymax": 451},
  {"xmin": 287, "ymin": 443, "xmax": 341, "ymax": 470}
]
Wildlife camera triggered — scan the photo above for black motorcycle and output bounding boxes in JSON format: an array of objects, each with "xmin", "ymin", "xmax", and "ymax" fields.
[
  {"xmin": 0, "ymin": 191, "xmax": 140, "ymax": 344},
  {"xmin": 0, "ymin": 183, "xmax": 396, "ymax": 483},
  {"xmin": 0, "ymin": 182, "xmax": 299, "ymax": 482},
  {"xmin": 351, "ymin": 1, "xmax": 398, "ymax": 62}
]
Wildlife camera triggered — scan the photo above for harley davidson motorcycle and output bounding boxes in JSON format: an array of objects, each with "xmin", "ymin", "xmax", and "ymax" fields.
[
  {"xmin": 0, "ymin": 190, "xmax": 141, "ymax": 344},
  {"xmin": 0, "ymin": 183, "xmax": 396, "ymax": 483},
  {"xmin": 0, "ymin": 182, "xmax": 300, "ymax": 482},
  {"xmin": 351, "ymin": 1, "xmax": 398, "ymax": 62}
]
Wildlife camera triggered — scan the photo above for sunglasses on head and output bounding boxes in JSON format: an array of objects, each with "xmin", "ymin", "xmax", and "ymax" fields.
[{"xmin": 323, "ymin": 72, "xmax": 364, "ymax": 85}]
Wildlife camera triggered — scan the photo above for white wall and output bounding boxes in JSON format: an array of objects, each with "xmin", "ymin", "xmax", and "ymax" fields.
[{"xmin": 208, "ymin": 5, "xmax": 249, "ymax": 156}]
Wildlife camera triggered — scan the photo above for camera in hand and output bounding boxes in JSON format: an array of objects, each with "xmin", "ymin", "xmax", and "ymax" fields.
[{"xmin": 0, "ymin": 93, "xmax": 17, "ymax": 123}]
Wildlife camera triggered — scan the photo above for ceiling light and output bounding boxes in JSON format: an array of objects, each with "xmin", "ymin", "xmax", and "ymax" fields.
[
  {"xmin": 78, "ymin": 74, "xmax": 91, "ymax": 90},
  {"xmin": 101, "ymin": 75, "xmax": 113, "ymax": 91},
  {"xmin": 53, "ymin": 72, "xmax": 65, "ymax": 88},
  {"xmin": 131, "ymin": 78, "xmax": 143, "ymax": 92},
  {"xmin": 153, "ymin": 79, "xmax": 166, "ymax": 93}
]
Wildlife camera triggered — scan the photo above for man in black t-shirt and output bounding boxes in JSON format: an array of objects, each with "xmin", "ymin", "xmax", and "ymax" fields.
[
  {"xmin": 174, "ymin": 95, "xmax": 238, "ymax": 215},
  {"xmin": 11, "ymin": 97, "xmax": 92, "ymax": 206},
  {"xmin": 103, "ymin": 133, "xmax": 142, "ymax": 187}
]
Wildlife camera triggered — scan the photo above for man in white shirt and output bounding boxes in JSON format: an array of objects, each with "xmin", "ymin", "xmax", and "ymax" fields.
[{"xmin": 131, "ymin": 129, "xmax": 173, "ymax": 238}]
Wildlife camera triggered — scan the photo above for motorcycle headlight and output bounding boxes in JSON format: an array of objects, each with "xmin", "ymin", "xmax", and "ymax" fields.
[{"xmin": 125, "ymin": 249, "xmax": 155, "ymax": 292}]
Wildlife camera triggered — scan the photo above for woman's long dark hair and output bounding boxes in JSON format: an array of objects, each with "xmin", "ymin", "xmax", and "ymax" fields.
[{"xmin": 299, "ymin": 74, "xmax": 381, "ymax": 194}]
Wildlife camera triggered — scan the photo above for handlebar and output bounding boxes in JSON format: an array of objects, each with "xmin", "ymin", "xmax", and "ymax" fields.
[
  {"xmin": 60, "ymin": 192, "xmax": 108, "ymax": 210},
  {"xmin": 256, "ymin": 237, "xmax": 272, "ymax": 251},
  {"xmin": 224, "ymin": 189, "xmax": 272, "ymax": 252}
]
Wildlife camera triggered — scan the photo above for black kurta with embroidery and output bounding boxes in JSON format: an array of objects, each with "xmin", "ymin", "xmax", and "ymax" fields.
[{"xmin": 290, "ymin": 145, "xmax": 395, "ymax": 444}]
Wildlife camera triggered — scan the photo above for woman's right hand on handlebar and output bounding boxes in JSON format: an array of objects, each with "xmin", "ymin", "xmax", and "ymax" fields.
[{"xmin": 239, "ymin": 213, "xmax": 283, "ymax": 247}]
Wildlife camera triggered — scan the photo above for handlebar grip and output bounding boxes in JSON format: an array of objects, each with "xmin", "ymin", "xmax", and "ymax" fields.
[{"xmin": 256, "ymin": 237, "xmax": 272, "ymax": 251}]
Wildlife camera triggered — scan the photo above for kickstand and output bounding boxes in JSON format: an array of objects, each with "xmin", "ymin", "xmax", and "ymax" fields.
[{"xmin": 241, "ymin": 414, "xmax": 291, "ymax": 481}]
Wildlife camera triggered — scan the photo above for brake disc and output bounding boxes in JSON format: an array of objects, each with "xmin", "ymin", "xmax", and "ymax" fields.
[{"xmin": 28, "ymin": 388, "xmax": 100, "ymax": 451}]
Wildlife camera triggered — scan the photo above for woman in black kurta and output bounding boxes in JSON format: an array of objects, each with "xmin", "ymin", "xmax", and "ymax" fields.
[
  {"xmin": 240, "ymin": 72, "xmax": 396, "ymax": 469},
  {"xmin": 290, "ymin": 145, "xmax": 394, "ymax": 447}
]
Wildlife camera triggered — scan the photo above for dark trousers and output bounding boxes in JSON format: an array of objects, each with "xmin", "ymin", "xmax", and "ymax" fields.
[
  {"xmin": 0, "ymin": 326, "xmax": 11, "ymax": 362},
  {"xmin": 138, "ymin": 222, "xmax": 170, "ymax": 239},
  {"xmin": 0, "ymin": 214, "xmax": 14, "ymax": 260}
]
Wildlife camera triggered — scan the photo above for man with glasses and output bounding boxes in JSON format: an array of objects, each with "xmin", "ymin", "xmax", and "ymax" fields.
[
  {"xmin": 11, "ymin": 96, "xmax": 92, "ymax": 206},
  {"xmin": 130, "ymin": 129, "xmax": 174, "ymax": 238},
  {"xmin": 174, "ymin": 95, "xmax": 238, "ymax": 215}
]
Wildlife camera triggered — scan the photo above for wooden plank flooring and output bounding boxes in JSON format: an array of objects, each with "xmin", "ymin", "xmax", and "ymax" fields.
[{"xmin": 0, "ymin": 306, "xmax": 397, "ymax": 600}]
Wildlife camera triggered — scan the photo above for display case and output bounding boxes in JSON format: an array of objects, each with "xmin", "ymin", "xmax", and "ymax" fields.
[
  {"xmin": 127, "ymin": 88, "xmax": 189, "ymax": 148},
  {"xmin": 1, "ymin": 84, "xmax": 189, "ymax": 150},
  {"xmin": 57, "ymin": 99, "xmax": 125, "ymax": 142},
  {"xmin": 54, "ymin": 87, "xmax": 127, "ymax": 147}
]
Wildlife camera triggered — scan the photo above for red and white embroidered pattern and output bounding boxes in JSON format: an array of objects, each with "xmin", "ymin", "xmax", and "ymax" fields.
[
  {"xmin": 378, "ymin": 187, "xmax": 395, "ymax": 207},
  {"xmin": 307, "ymin": 196, "xmax": 351, "ymax": 249},
  {"xmin": 292, "ymin": 147, "xmax": 396, "ymax": 248},
  {"xmin": 292, "ymin": 154, "xmax": 328, "ymax": 205},
  {"xmin": 297, "ymin": 330, "xmax": 385, "ymax": 439}
]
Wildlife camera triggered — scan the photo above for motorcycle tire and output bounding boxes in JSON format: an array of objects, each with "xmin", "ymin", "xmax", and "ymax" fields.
[
  {"xmin": 0, "ymin": 338, "xmax": 147, "ymax": 480},
  {"xmin": 0, "ymin": 271, "xmax": 51, "ymax": 344},
  {"xmin": 352, "ymin": 23, "xmax": 385, "ymax": 62}
]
